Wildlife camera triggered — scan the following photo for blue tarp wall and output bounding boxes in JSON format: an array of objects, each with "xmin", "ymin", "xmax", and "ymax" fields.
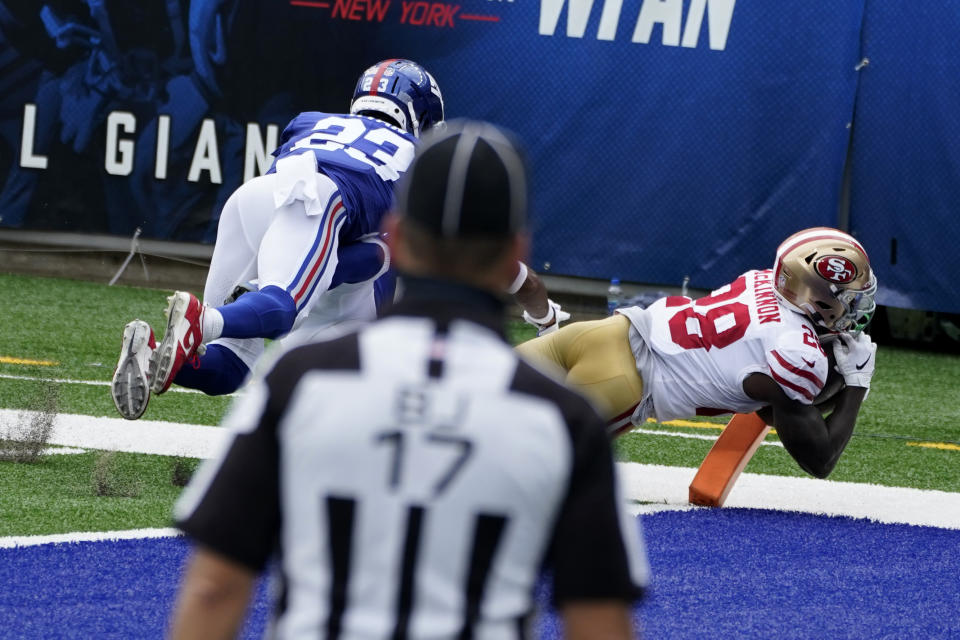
[{"xmin": 0, "ymin": 0, "xmax": 957, "ymax": 312}]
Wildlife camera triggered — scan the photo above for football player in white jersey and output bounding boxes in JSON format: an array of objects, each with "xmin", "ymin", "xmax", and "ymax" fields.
[
  {"xmin": 517, "ymin": 227, "xmax": 878, "ymax": 478},
  {"xmin": 110, "ymin": 59, "xmax": 567, "ymax": 420}
]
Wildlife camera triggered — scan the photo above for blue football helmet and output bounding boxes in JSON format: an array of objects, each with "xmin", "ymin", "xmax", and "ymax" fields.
[{"xmin": 350, "ymin": 59, "xmax": 444, "ymax": 138}]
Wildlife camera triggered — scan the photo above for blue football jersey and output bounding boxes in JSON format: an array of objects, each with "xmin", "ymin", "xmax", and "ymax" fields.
[{"xmin": 269, "ymin": 112, "xmax": 417, "ymax": 237}]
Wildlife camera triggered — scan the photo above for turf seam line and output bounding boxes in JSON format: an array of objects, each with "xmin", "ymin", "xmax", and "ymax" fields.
[{"xmin": 630, "ymin": 427, "xmax": 783, "ymax": 447}]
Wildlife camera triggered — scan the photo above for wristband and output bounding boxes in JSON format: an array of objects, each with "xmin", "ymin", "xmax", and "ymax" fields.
[{"xmin": 506, "ymin": 261, "xmax": 529, "ymax": 295}]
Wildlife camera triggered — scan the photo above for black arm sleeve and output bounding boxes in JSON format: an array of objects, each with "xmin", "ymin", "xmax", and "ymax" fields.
[
  {"xmin": 175, "ymin": 335, "xmax": 361, "ymax": 570},
  {"xmin": 546, "ymin": 402, "xmax": 647, "ymax": 605},
  {"xmin": 175, "ymin": 376, "xmax": 287, "ymax": 571}
]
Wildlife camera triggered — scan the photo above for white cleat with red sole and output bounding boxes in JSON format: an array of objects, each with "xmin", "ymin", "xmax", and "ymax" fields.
[
  {"xmin": 111, "ymin": 320, "xmax": 157, "ymax": 420},
  {"xmin": 150, "ymin": 291, "xmax": 206, "ymax": 395}
]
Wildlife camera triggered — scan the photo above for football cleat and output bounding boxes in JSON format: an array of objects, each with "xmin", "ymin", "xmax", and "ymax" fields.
[
  {"xmin": 349, "ymin": 59, "xmax": 444, "ymax": 138},
  {"xmin": 111, "ymin": 320, "xmax": 156, "ymax": 420},
  {"xmin": 150, "ymin": 291, "xmax": 206, "ymax": 395},
  {"xmin": 773, "ymin": 227, "xmax": 877, "ymax": 334}
]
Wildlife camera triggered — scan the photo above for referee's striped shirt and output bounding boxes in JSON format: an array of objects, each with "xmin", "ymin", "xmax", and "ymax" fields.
[{"xmin": 176, "ymin": 277, "xmax": 649, "ymax": 639}]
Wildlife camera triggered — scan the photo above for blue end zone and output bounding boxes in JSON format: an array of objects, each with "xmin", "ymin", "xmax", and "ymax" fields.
[
  {"xmin": 2, "ymin": 509, "xmax": 958, "ymax": 638},
  {"xmin": 630, "ymin": 509, "xmax": 960, "ymax": 638},
  {"xmin": 0, "ymin": 538, "xmax": 270, "ymax": 639}
]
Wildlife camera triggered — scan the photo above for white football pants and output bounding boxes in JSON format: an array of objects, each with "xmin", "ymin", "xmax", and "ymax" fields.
[{"xmin": 203, "ymin": 170, "xmax": 378, "ymax": 369}]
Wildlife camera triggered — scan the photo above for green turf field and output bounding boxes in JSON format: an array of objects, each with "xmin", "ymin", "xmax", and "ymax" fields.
[
  {"xmin": 1, "ymin": 272, "xmax": 958, "ymax": 536},
  {"xmin": 0, "ymin": 450, "xmax": 196, "ymax": 537}
]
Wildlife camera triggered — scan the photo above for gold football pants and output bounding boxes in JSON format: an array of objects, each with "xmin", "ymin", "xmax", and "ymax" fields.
[{"xmin": 515, "ymin": 314, "xmax": 644, "ymax": 423}]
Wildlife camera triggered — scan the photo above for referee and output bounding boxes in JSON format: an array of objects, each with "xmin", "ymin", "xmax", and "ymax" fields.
[{"xmin": 169, "ymin": 120, "xmax": 649, "ymax": 640}]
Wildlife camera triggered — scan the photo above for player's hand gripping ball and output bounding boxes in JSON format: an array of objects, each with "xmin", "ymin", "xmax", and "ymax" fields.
[{"xmin": 832, "ymin": 331, "xmax": 877, "ymax": 390}]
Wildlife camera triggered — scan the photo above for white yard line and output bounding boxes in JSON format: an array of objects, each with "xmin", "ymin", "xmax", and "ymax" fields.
[
  {"xmin": 0, "ymin": 409, "xmax": 224, "ymax": 458},
  {"xmin": 0, "ymin": 373, "xmax": 222, "ymax": 395},
  {"xmin": 0, "ymin": 528, "xmax": 180, "ymax": 549},
  {"xmin": 0, "ymin": 411, "xmax": 958, "ymax": 543}
]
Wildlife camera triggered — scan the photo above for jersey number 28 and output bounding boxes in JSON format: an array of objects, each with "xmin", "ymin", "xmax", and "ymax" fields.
[{"xmin": 666, "ymin": 275, "xmax": 750, "ymax": 350}]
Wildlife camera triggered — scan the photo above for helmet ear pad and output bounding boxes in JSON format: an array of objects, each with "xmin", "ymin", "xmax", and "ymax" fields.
[{"xmin": 354, "ymin": 110, "xmax": 403, "ymax": 131}]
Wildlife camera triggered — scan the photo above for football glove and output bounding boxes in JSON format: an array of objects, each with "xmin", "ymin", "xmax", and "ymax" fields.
[
  {"xmin": 225, "ymin": 280, "xmax": 258, "ymax": 304},
  {"xmin": 523, "ymin": 299, "xmax": 570, "ymax": 336},
  {"xmin": 832, "ymin": 331, "xmax": 876, "ymax": 390}
]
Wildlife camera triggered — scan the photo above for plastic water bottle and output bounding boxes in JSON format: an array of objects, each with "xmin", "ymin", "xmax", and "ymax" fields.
[{"xmin": 607, "ymin": 278, "xmax": 623, "ymax": 315}]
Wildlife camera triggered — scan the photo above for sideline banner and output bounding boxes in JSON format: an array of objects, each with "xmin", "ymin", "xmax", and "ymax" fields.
[
  {"xmin": 849, "ymin": 6, "xmax": 960, "ymax": 313},
  {"xmin": 0, "ymin": 1, "xmax": 863, "ymax": 293}
]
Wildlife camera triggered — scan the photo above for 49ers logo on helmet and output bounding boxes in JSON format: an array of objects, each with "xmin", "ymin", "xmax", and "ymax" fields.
[{"xmin": 815, "ymin": 255, "xmax": 857, "ymax": 283}]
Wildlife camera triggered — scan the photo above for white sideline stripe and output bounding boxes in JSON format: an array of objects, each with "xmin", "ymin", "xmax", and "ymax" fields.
[
  {"xmin": 1, "ymin": 411, "xmax": 957, "ymax": 531},
  {"xmin": 0, "ymin": 373, "xmax": 216, "ymax": 395},
  {"xmin": 0, "ymin": 528, "xmax": 180, "ymax": 549},
  {"xmin": 619, "ymin": 463, "xmax": 960, "ymax": 530},
  {"xmin": 631, "ymin": 427, "xmax": 783, "ymax": 447},
  {"xmin": 0, "ymin": 409, "xmax": 223, "ymax": 459}
]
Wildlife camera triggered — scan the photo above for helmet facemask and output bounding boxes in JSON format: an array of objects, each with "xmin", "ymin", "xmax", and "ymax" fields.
[{"xmin": 834, "ymin": 273, "xmax": 877, "ymax": 334}]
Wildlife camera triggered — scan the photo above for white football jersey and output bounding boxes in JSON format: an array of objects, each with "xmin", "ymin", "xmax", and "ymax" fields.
[{"xmin": 618, "ymin": 269, "xmax": 829, "ymax": 422}]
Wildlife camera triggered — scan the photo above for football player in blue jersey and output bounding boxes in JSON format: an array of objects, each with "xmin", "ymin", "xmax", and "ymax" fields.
[{"xmin": 111, "ymin": 59, "xmax": 566, "ymax": 420}]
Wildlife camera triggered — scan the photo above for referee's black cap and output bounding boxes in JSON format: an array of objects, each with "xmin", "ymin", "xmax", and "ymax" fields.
[{"xmin": 395, "ymin": 120, "xmax": 528, "ymax": 237}]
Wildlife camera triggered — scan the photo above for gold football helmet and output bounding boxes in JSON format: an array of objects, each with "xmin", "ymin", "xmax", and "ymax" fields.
[{"xmin": 773, "ymin": 227, "xmax": 877, "ymax": 333}]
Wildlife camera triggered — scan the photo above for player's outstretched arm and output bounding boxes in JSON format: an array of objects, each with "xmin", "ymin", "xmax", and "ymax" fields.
[
  {"xmin": 511, "ymin": 261, "xmax": 549, "ymax": 318},
  {"xmin": 511, "ymin": 262, "xmax": 570, "ymax": 335},
  {"xmin": 744, "ymin": 332, "xmax": 876, "ymax": 478}
]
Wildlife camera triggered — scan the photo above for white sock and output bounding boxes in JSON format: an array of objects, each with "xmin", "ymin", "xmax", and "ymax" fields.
[{"xmin": 202, "ymin": 307, "xmax": 224, "ymax": 342}]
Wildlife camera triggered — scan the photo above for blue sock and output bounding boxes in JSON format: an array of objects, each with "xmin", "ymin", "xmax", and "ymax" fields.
[
  {"xmin": 374, "ymin": 269, "xmax": 396, "ymax": 314},
  {"xmin": 173, "ymin": 343, "xmax": 249, "ymax": 395},
  {"xmin": 331, "ymin": 241, "xmax": 385, "ymax": 288},
  {"xmin": 218, "ymin": 285, "xmax": 297, "ymax": 340}
]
